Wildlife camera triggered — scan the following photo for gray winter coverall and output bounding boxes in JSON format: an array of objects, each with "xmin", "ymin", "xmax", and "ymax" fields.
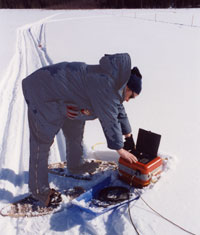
[{"xmin": 22, "ymin": 53, "xmax": 132, "ymax": 204}]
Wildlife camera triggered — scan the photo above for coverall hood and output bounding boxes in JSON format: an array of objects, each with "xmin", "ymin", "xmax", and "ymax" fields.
[{"xmin": 99, "ymin": 53, "xmax": 131, "ymax": 102}]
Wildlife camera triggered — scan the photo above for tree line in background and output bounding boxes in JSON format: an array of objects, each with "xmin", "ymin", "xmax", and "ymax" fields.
[{"xmin": 0, "ymin": 0, "xmax": 199, "ymax": 9}]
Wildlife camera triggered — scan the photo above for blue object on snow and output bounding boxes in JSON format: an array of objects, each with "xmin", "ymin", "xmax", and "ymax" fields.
[{"xmin": 71, "ymin": 176, "xmax": 140, "ymax": 216}]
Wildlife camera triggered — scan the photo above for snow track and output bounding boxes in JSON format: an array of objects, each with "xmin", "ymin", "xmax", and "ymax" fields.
[
  {"xmin": 0, "ymin": 13, "xmax": 68, "ymax": 235},
  {"xmin": 0, "ymin": 14, "xmax": 64, "ymax": 199}
]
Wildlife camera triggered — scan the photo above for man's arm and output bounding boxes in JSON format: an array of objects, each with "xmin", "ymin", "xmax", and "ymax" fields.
[
  {"xmin": 117, "ymin": 104, "xmax": 137, "ymax": 163},
  {"xmin": 89, "ymin": 97, "xmax": 138, "ymax": 162},
  {"xmin": 117, "ymin": 104, "xmax": 132, "ymax": 136}
]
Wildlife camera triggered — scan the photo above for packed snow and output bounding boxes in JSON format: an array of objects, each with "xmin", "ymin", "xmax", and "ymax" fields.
[{"xmin": 0, "ymin": 8, "xmax": 200, "ymax": 235}]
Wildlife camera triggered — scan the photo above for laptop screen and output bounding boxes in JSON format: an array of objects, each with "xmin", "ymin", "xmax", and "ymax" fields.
[{"xmin": 136, "ymin": 129, "xmax": 161, "ymax": 157}]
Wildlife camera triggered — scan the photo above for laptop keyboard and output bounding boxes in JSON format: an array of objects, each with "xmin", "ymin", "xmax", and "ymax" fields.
[{"xmin": 131, "ymin": 150, "xmax": 155, "ymax": 164}]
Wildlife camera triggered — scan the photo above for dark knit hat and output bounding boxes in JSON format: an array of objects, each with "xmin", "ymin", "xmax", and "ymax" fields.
[{"xmin": 127, "ymin": 67, "xmax": 142, "ymax": 95}]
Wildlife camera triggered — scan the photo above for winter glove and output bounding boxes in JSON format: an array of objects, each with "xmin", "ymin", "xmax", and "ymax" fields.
[
  {"xmin": 123, "ymin": 134, "xmax": 135, "ymax": 151},
  {"xmin": 66, "ymin": 104, "xmax": 79, "ymax": 119}
]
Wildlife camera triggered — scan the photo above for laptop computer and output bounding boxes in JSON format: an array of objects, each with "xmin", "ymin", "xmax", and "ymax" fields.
[{"xmin": 131, "ymin": 128, "xmax": 161, "ymax": 164}]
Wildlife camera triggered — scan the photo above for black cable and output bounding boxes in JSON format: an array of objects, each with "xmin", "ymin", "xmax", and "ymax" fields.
[
  {"xmin": 128, "ymin": 179, "xmax": 196, "ymax": 235},
  {"xmin": 136, "ymin": 189, "xmax": 197, "ymax": 235},
  {"xmin": 127, "ymin": 176, "xmax": 141, "ymax": 235},
  {"xmin": 92, "ymin": 184, "xmax": 141, "ymax": 234},
  {"xmin": 127, "ymin": 175, "xmax": 197, "ymax": 235},
  {"xmin": 128, "ymin": 197, "xmax": 140, "ymax": 235},
  {"xmin": 91, "ymin": 177, "xmax": 196, "ymax": 235}
]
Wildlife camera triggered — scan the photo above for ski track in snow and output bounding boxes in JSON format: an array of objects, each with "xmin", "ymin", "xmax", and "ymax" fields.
[
  {"xmin": 0, "ymin": 13, "xmax": 65, "ymax": 205},
  {"xmin": 0, "ymin": 13, "xmax": 74, "ymax": 235}
]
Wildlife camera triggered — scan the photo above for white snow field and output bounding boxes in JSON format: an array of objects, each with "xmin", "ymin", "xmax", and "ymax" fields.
[{"xmin": 0, "ymin": 8, "xmax": 200, "ymax": 235}]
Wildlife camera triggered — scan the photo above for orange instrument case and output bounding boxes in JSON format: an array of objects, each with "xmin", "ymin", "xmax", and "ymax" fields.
[{"xmin": 118, "ymin": 129, "xmax": 162, "ymax": 188}]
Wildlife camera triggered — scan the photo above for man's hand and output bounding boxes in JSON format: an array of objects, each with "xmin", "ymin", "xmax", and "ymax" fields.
[{"xmin": 117, "ymin": 148, "xmax": 138, "ymax": 164}]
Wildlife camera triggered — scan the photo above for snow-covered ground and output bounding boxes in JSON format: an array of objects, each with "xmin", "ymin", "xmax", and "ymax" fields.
[{"xmin": 0, "ymin": 8, "xmax": 200, "ymax": 235}]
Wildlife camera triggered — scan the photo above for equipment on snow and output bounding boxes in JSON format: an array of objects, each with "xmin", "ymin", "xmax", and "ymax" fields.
[
  {"xmin": 92, "ymin": 186, "xmax": 131, "ymax": 208},
  {"xmin": 119, "ymin": 128, "xmax": 162, "ymax": 188},
  {"xmin": 72, "ymin": 176, "xmax": 140, "ymax": 216}
]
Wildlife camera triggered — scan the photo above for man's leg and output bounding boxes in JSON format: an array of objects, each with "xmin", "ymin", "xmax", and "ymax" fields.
[
  {"xmin": 28, "ymin": 109, "xmax": 54, "ymax": 205},
  {"xmin": 62, "ymin": 118, "xmax": 85, "ymax": 172},
  {"xmin": 62, "ymin": 118, "xmax": 100, "ymax": 174},
  {"xmin": 22, "ymin": 79, "xmax": 63, "ymax": 206}
]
